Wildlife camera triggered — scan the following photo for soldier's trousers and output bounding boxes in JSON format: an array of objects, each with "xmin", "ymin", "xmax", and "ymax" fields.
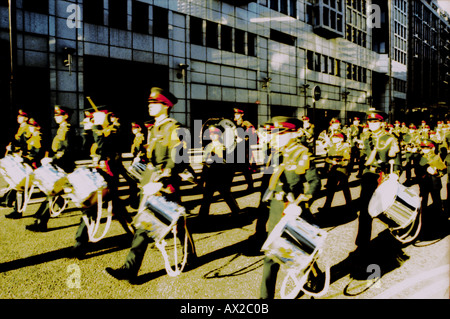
[
  {"xmin": 74, "ymin": 195, "xmax": 133, "ymax": 249},
  {"xmin": 355, "ymin": 172, "xmax": 379, "ymax": 249},
  {"xmin": 123, "ymin": 220, "xmax": 196, "ymax": 275},
  {"xmin": 323, "ymin": 170, "xmax": 352, "ymax": 209}
]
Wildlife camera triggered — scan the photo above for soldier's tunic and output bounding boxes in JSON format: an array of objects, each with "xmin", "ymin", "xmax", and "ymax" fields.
[
  {"xmin": 11, "ymin": 122, "xmax": 31, "ymax": 154},
  {"xmin": 300, "ymin": 123, "xmax": 315, "ymax": 152},
  {"xmin": 131, "ymin": 131, "xmax": 146, "ymax": 159},
  {"xmin": 260, "ymin": 139, "xmax": 321, "ymax": 299},
  {"xmin": 51, "ymin": 121, "xmax": 75, "ymax": 173},
  {"xmin": 355, "ymin": 129, "xmax": 402, "ymax": 248},
  {"xmin": 23, "ymin": 132, "xmax": 42, "ymax": 169}
]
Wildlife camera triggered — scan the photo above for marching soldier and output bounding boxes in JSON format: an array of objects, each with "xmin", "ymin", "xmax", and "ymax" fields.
[
  {"xmin": 105, "ymin": 87, "xmax": 197, "ymax": 282},
  {"xmin": 80, "ymin": 110, "xmax": 94, "ymax": 159},
  {"xmin": 5, "ymin": 117, "xmax": 42, "ymax": 219},
  {"xmin": 348, "ymin": 117, "xmax": 364, "ymax": 176},
  {"xmin": 130, "ymin": 122, "xmax": 147, "ymax": 162},
  {"xmin": 2, "ymin": 109, "xmax": 31, "ymax": 211},
  {"xmin": 440, "ymin": 129, "xmax": 450, "ymax": 215},
  {"xmin": 259, "ymin": 116, "xmax": 321, "ymax": 299},
  {"xmin": 198, "ymin": 125, "xmax": 240, "ymax": 218},
  {"xmin": 23, "ymin": 118, "xmax": 43, "ymax": 169},
  {"xmin": 233, "ymin": 107, "xmax": 257, "ymax": 191},
  {"xmin": 415, "ymin": 139, "xmax": 446, "ymax": 223},
  {"xmin": 300, "ymin": 116, "xmax": 315, "ymax": 153},
  {"xmin": 353, "ymin": 110, "xmax": 401, "ymax": 255},
  {"xmin": 27, "ymin": 106, "xmax": 76, "ymax": 231},
  {"xmin": 71, "ymin": 108, "xmax": 135, "ymax": 257},
  {"xmin": 402, "ymin": 124, "xmax": 421, "ymax": 185},
  {"xmin": 318, "ymin": 132, "xmax": 352, "ymax": 212}
]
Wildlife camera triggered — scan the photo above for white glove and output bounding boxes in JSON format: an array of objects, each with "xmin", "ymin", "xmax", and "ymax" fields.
[
  {"xmin": 283, "ymin": 204, "xmax": 302, "ymax": 218},
  {"xmin": 427, "ymin": 166, "xmax": 437, "ymax": 175},
  {"xmin": 41, "ymin": 157, "xmax": 53, "ymax": 165},
  {"xmin": 142, "ymin": 182, "xmax": 163, "ymax": 195},
  {"xmin": 389, "ymin": 173, "xmax": 399, "ymax": 181},
  {"xmin": 132, "ymin": 157, "xmax": 141, "ymax": 165}
]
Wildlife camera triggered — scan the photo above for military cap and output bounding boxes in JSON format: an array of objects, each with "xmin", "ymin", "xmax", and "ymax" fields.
[
  {"xmin": 148, "ymin": 87, "xmax": 178, "ymax": 108},
  {"xmin": 332, "ymin": 132, "xmax": 345, "ymax": 139},
  {"xmin": 207, "ymin": 125, "xmax": 222, "ymax": 135},
  {"xmin": 272, "ymin": 116, "xmax": 303, "ymax": 133},
  {"xmin": 28, "ymin": 118, "xmax": 40, "ymax": 129},
  {"xmin": 54, "ymin": 105, "xmax": 72, "ymax": 116},
  {"xmin": 420, "ymin": 139, "xmax": 436, "ymax": 148},
  {"xmin": 18, "ymin": 109, "xmax": 29, "ymax": 117},
  {"xmin": 330, "ymin": 118, "xmax": 340, "ymax": 124},
  {"xmin": 131, "ymin": 122, "xmax": 141, "ymax": 129},
  {"xmin": 366, "ymin": 110, "xmax": 386, "ymax": 121},
  {"xmin": 409, "ymin": 124, "xmax": 417, "ymax": 129},
  {"xmin": 302, "ymin": 116, "xmax": 310, "ymax": 121},
  {"xmin": 234, "ymin": 108, "xmax": 244, "ymax": 114}
]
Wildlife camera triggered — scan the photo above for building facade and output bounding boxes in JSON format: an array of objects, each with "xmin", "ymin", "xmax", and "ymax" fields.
[{"xmin": 0, "ymin": 0, "xmax": 449, "ymax": 150}]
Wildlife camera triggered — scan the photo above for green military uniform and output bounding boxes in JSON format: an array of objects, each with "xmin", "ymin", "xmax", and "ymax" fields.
[
  {"xmin": 72, "ymin": 110, "xmax": 134, "ymax": 256},
  {"xmin": 105, "ymin": 87, "xmax": 197, "ymax": 282},
  {"xmin": 355, "ymin": 111, "xmax": 402, "ymax": 250},
  {"xmin": 131, "ymin": 131, "xmax": 146, "ymax": 159},
  {"xmin": 5, "ymin": 117, "xmax": 41, "ymax": 219},
  {"xmin": 2, "ymin": 110, "xmax": 31, "ymax": 212},
  {"xmin": 260, "ymin": 117, "xmax": 321, "ymax": 299},
  {"xmin": 198, "ymin": 126, "xmax": 240, "ymax": 217},
  {"xmin": 440, "ymin": 131, "xmax": 450, "ymax": 214},
  {"xmin": 320, "ymin": 134, "xmax": 352, "ymax": 210},
  {"xmin": 402, "ymin": 127, "xmax": 421, "ymax": 183},
  {"xmin": 27, "ymin": 106, "xmax": 75, "ymax": 231},
  {"xmin": 348, "ymin": 119, "xmax": 364, "ymax": 176},
  {"xmin": 415, "ymin": 140, "xmax": 446, "ymax": 221}
]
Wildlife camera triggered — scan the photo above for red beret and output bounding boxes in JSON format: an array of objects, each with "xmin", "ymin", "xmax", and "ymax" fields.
[{"xmin": 234, "ymin": 108, "xmax": 244, "ymax": 114}]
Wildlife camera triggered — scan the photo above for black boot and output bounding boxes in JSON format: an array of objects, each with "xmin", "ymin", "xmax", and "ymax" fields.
[
  {"xmin": 104, "ymin": 266, "xmax": 137, "ymax": 283},
  {"xmin": 26, "ymin": 220, "xmax": 47, "ymax": 232},
  {"xmin": 5, "ymin": 210, "xmax": 22, "ymax": 219}
]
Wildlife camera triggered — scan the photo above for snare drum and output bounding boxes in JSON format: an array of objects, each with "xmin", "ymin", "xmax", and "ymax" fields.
[
  {"xmin": 67, "ymin": 167, "xmax": 108, "ymax": 208},
  {"xmin": 134, "ymin": 195, "xmax": 186, "ymax": 242},
  {"xmin": 368, "ymin": 178, "xmax": 421, "ymax": 230},
  {"xmin": 0, "ymin": 155, "xmax": 34, "ymax": 190},
  {"xmin": 127, "ymin": 162, "xmax": 148, "ymax": 182},
  {"xmin": 262, "ymin": 216, "xmax": 327, "ymax": 269},
  {"xmin": 34, "ymin": 164, "xmax": 68, "ymax": 196}
]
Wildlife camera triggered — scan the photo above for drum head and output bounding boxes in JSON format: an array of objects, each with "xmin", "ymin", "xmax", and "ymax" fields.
[{"xmin": 368, "ymin": 179, "xmax": 398, "ymax": 218}]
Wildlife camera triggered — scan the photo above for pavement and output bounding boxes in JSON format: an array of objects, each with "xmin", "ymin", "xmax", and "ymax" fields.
[{"xmin": 0, "ymin": 158, "xmax": 449, "ymax": 299}]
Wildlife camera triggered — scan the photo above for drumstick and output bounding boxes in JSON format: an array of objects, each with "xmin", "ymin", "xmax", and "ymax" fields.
[{"xmin": 86, "ymin": 96, "xmax": 99, "ymax": 112}]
